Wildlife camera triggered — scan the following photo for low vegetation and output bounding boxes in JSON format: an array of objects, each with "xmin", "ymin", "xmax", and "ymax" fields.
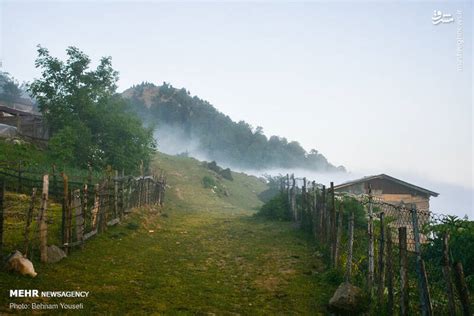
[{"xmin": 0, "ymin": 152, "xmax": 334, "ymax": 314}]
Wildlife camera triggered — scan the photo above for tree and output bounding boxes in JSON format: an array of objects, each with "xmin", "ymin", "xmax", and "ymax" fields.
[
  {"xmin": 29, "ymin": 46, "xmax": 155, "ymax": 172},
  {"xmin": 0, "ymin": 72, "xmax": 22, "ymax": 105}
]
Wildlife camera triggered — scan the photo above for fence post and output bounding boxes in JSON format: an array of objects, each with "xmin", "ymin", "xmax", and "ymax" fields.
[
  {"xmin": 73, "ymin": 189, "xmax": 83, "ymax": 249},
  {"xmin": 399, "ymin": 226, "xmax": 409, "ymax": 316},
  {"xmin": 286, "ymin": 174, "xmax": 290, "ymax": 214},
  {"xmin": 320, "ymin": 185, "xmax": 326, "ymax": 243},
  {"xmin": 61, "ymin": 173, "xmax": 69, "ymax": 254},
  {"xmin": 334, "ymin": 202, "xmax": 343, "ymax": 268},
  {"xmin": 411, "ymin": 206, "xmax": 433, "ymax": 316},
  {"xmin": 83, "ymin": 183, "xmax": 88, "ymax": 225},
  {"xmin": 326, "ymin": 185, "xmax": 331, "ymax": 244},
  {"xmin": 0, "ymin": 180, "xmax": 4, "ymax": 256},
  {"xmin": 302, "ymin": 177, "xmax": 307, "ymax": 227},
  {"xmin": 312, "ymin": 182, "xmax": 318, "ymax": 240},
  {"xmin": 442, "ymin": 233, "xmax": 456, "ymax": 316},
  {"xmin": 91, "ymin": 184, "xmax": 99, "ymax": 230},
  {"xmin": 160, "ymin": 175, "xmax": 166, "ymax": 207},
  {"xmin": 368, "ymin": 184, "xmax": 374, "ymax": 295},
  {"xmin": 23, "ymin": 188, "xmax": 37, "ymax": 258},
  {"xmin": 345, "ymin": 210, "xmax": 354, "ymax": 283},
  {"xmin": 114, "ymin": 170, "xmax": 118, "ymax": 219},
  {"xmin": 377, "ymin": 212, "xmax": 386, "ymax": 309},
  {"xmin": 120, "ymin": 177, "xmax": 125, "ymax": 219},
  {"xmin": 453, "ymin": 261, "xmax": 472, "ymax": 316},
  {"xmin": 39, "ymin": 174, "xmax": 49, "ymax": 263},
  {"xmin": 386, "ymin": 227, "xmax": 394, "ymax": 316},
  {"xmin": 291, "ymin": 174, "xmax": 296, "ymax": 222},
  {"xmin": 330, "ymin": 182, "xmax": 336, "ymax": 266}
]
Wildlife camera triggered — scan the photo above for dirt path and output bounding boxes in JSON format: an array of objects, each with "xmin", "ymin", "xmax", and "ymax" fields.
[
  {"xmin": 1, "ymin": 152, "xmax": 332, "ymax": 314},
  {"xmin": 1, "ymin": 206, "xmax": 328, "ymax": 314},
  {"xmin": 137, "ymin": 207, "xmax": 326, "ymax": 314}
]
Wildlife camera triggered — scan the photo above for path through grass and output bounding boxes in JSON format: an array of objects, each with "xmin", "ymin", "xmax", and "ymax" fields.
[{"xmin": 1, "ymin": 153, "xmax": 332, "ymax": 314}]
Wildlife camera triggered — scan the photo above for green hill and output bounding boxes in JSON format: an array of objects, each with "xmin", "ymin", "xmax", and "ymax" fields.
[{"xmin": 123, "ymin": 82, "xmax": 345, "ymax": 173}]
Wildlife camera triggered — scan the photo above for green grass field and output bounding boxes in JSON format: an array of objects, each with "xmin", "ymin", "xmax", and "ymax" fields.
[{"xmin": 0, "ymin": 152, "xmax": 332, "ymax": 314}]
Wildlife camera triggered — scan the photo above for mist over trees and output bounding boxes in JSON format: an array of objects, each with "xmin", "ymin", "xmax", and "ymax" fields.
[{"xmin": 124, "ymin": 82, "xmax": 345, "ymax": 172}]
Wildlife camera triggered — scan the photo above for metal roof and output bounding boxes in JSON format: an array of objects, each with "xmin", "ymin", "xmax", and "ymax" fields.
[{"xmin": 334, "ymin": 173, "xmax": 439, "ymax": 197}]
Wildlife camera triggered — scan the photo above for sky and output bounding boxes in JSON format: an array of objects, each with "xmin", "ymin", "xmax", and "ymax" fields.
[{"xmin": 1, "ymin": 1, "xmax": 472, "ymax": 216}]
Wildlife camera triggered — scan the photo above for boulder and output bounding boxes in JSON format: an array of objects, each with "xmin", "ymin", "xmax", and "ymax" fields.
[
  {"xmin": 328, "ymin": 282, "xmax": 367, "ymax": 314},
  {"xmin": 47, "ymin": 245, "xmax": 67, "ymax": 263},
  {"xmin": 4, "ymin": 250, "xmax": 37, "ymax": 277}
]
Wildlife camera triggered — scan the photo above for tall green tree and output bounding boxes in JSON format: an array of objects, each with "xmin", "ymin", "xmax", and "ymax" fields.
[
  {"xmin": 29, "ymin": 46, "xmax": 155, "ymax": 172},
  {"xmin": 0, "ymin": 72, "xmax": 22, "ymax": 105}
]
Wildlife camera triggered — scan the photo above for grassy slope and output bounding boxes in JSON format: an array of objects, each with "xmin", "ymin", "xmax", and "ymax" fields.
[{"xmin": 0, "ymin": 152, "xmax": 331, "ymax": 314}]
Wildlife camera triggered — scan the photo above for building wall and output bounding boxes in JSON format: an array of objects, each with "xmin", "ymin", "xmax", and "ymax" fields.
[
  {"xmin": 376, "ymin": 193, "xmax": 430, "ymax": 211},
  {"xmin": 335, "ymin": 180, "xmax": 432, "ymax": 250}
]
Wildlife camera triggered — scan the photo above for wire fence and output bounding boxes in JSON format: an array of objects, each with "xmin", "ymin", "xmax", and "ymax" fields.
[
  {"xmin": 281, "ymin": 174, "xmax": 472, "ymax": 315},
  {"xmin": 0, "ymin": 162, "xmax": 166, "ymax": 264}
]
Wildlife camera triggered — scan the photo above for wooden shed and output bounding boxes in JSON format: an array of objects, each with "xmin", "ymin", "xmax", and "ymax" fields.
[
  {"xmin": 0, "ymin": 105, "xmax": 49, "ymax": 142},
  {"xmin": 334, "ymin": 174, "xmax": 439, "ymax": 211}
]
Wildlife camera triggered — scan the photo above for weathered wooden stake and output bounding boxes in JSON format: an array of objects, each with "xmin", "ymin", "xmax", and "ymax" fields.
[
  {"xmin": 73, "ymin": 189, "xmax": 83, "ymax": 249},
  {"xmin": 114, "ymin": 170, "xmax": 118, "ymax": 219},
  {"xmin": 411, "ymin": 207, "xmax": 433, "ymax": 316},
  {"xmin": 368, "ymin": 185, "xmax": 374, "ymax": 295},
  {"xmin": 286, "ymin": 174, "xmax": 290, "ymax": 214},
  {"xmin": 302, "ymin": 177, "xmax": 307, "ymax": 227},
  {"xmin": 23, "ymin": 188, "xmax": 37, "ymax": 258},
  {"xmin": 330, "ymin": 182, "xmax": 336, "ymax": 265},
  {"xmin": 39, "ymin": 174, "xmax": 49, "ymax": 263},
  {"xmin": 345, "ymin": 210, "xmax": 354, "ymax": 283},
  {"xmin": 453, "ymin": 261, "xmax": 472, "ymax": 316},
  {"xmin": 326, "ymin": 186, "xmax": 331, "ymax": 244},
  {"xmin": 82, "ymin": 184, "xmax": 88, "ymax": 229},
  {"xmin": 386, "ymin": 227, "xmax": 394, "ymax": 316},
  {"xmin": 320, "ymin": 185, "xmax": 326, "ymax": 243},
  {"xmin": 377, "ymin": 212, "xmax": 386, "ymax": 308},
  {"xmin": 334, "ymin": 202, "xmax": 343, "ymax": 268},
  {"xmin": 91, "ymin": 184, "xmax": 99, "ymax": 229},
  {"xmin": 312, "ymin": 183, "xmax": 318, "ymax": 240},
  {"xmin": 442, "ymin": 233, "xmax": 456, "ymax": 316},
  {"xmin": 61, "ymin": 173, "xmax": 69, "ymax": 253},
  {"xmin": 120, "ymin": 177, "xmax": 125, "ymax": 219},
  {"xmin": 399, "ymin": 226, "xmax": 409, "ymax": 316},
  {"xmin": 291, "ymin": 174, "xmax": 296, "ymax": 222},
  {"xmin": 0, "ymin": 180, "xmax": 4, "ymax": 256}
]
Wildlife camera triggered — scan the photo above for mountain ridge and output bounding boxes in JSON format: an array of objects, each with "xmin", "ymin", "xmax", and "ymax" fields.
[{"xmin": 125, "ymin": 82, "xmax": 345, "ymax": 173}]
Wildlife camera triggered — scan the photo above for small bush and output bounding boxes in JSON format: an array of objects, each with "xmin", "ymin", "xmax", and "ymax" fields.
[
  {"xmin": 202, "ymin": 175, "xmax": 217, "ymax": 189},
  {"xmin": 320, "ymin": 268, "xmax": 344, "ymax": 286},
  {"xmin": 257, "ymin": 193, "xmax": 290, "ymax": 221}
]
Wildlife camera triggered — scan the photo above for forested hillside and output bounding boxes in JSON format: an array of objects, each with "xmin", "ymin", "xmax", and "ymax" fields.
[{"xmin": 123, "ymin": 82, "xmax": 345, "ymax": 172}]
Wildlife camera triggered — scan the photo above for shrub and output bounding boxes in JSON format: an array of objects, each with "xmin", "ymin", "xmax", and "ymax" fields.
[
  {"xmin": 257, "ymin": 193, "xmax": 290, "ymax": 221},
  {"xmin": 202, "ymin": 175, "xmax": 217, "ymax": 189}
]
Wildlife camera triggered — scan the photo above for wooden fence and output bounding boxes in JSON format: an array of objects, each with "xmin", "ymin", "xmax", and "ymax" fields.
[
  {"xmin": 0, "ymin": 163, "xmax": 166, "ymax": 263},
  {"xmin": 282, "ymin": 174, "xmax": 471, "ymax": 316}
]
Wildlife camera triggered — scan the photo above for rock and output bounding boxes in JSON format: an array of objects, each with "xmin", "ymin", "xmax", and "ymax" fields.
[
  {"xmin": 46, "ymin": 245, "xmax": 67, "ymax": 263},
  {"xmin": 220, "ymin": 168, "xmax": 233, "ymax": 181},
  {"xmin": 4, "ymin": 251, "xmax": 37, "ymax": 277},
  {"xmin": 328, "ymin": 282, "xmax": 367, "ymax": 314}
]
